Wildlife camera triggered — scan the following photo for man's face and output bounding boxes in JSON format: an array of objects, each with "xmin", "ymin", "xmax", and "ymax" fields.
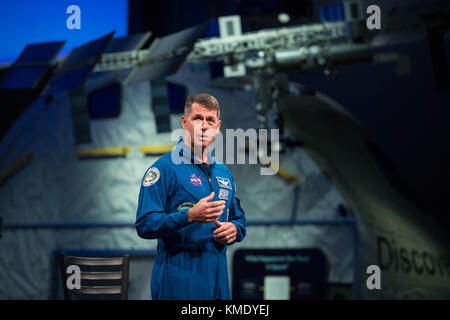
[{"xmin": 181, "ymin": 102, "xmax": 221, "ymax": 149}]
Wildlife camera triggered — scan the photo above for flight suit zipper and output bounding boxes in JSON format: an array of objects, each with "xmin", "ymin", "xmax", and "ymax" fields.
[{"xmin": 198, "ymin": 163, "xmax": 213, "ymax": 191}]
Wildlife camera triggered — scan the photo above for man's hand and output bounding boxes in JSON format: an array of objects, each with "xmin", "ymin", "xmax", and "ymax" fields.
[
  {"xmin": 187, "ymin": 192, "xmax": 225, "ymax": 223},
  {"xmin": 213, "ymin": 219, "xmax": 237, "ymax": 245}
]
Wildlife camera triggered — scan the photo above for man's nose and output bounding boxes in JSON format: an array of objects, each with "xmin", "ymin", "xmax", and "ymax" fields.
[{"xmin": 194, "ymin": 120, "xmax": 207, "ymax": 131}]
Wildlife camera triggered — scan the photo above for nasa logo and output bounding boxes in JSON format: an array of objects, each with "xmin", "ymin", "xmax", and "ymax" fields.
[{"xmin": 190, "ymin": 173, "xmax": 202, "ymax": 187}]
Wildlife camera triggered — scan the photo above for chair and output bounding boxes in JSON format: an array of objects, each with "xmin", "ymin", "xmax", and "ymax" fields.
[{"xmin": 58, "ymin": 253, "xmax": 130, "ymax": 300}]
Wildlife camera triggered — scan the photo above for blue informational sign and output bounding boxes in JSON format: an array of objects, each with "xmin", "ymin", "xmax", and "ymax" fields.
[{"xmin": 0, "ymin": 0, "xmax": 128, "ymax": 64}]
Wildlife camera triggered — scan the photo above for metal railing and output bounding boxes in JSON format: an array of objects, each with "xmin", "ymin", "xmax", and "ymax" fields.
[{"xmin": 4, "ymin": 216, "xmax": 360, "ymax": 299}]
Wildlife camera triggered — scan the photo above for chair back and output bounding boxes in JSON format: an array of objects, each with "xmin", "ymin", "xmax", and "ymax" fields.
[{"xmin": 58, "ymin": 253, "xmax": 129, "ymax": 300}]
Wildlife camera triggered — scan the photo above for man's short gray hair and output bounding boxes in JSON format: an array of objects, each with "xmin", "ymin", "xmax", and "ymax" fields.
[{"xmin": 184, "ymin": 93, "xmax": 220, "ymax": 119}]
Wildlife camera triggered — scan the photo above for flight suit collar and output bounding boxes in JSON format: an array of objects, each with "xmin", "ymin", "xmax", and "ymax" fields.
[{"xmin": 176, "ymin": 139, "xmax": 216, "ymax": 166}]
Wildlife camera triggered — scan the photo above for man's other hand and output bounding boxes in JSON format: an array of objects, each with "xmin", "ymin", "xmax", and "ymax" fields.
[{"xmin": 213, "ymin": 220, "xmax": 237, "ymax": 245}]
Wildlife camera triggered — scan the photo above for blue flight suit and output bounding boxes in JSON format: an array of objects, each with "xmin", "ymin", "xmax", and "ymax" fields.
[{"xmin": 135, "ymin": 140, "xmax": 246, "ymax": 300}]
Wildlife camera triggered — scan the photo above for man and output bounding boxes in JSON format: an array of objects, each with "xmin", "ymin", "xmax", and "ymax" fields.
[{"xmin": 135, "ymin": 93, "xmax": 246, "ymax": 300}]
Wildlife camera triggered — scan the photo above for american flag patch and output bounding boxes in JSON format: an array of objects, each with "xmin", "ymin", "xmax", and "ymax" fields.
[{"xmin": 218, "ymin": 188, "xmax": 229, "ymax": 200}]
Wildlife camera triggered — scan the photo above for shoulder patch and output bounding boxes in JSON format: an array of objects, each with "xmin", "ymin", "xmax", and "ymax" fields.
[{"xmin": 143, "ymin": 167, "xmax": 160, "ymax": 187}]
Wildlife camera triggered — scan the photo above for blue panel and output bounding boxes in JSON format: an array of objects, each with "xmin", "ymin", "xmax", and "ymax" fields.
[
  {"xmin": 320, "ymin": 3, "xmax": 345, "ymax": 22},
  {"xmin": 319, "ymin": 6, "xmax": 328, "ymax": 22},
  {"xmin": 104, "ymin": 32, "xmax": 151, "ymax": 53},
  {"xmin": 88, "ymin": 83, "xmax": 121, "ymax": 118},
  {"xmin": 204, "ymin": 20, "xmax": 220, "ymax": 38},
  {"xmin": 335, "ymin": 3, "xmax": 345, "ymax": 21},
  {"xmin": 46, "ymin": 32, "xmax": 113, "ymax": 94},
  {"xmin": 16, "ymin": 42, "xmax": 65, "ymax": 65},
  {"xmin": 48, "ymin": 64, "xmax": 93, "ymax": 93},
  {"xmin": 63, "ymin": 32, "xmax": 114, "ymax": 68},
  {"xmin": 0, "ymin": 66, "xmax": 46, "ymax": 89},
  {"xmin": 167, "ymin": 82, "xmax": 187, "ymax": 113},
  {"xmin": 88, "ymin": 68, "xmax": 133, "ymax": 83},
  {"xmin": 329, "ymin": 4, "xmax": 337, "ymax": 21},
  {"xmin": 126, "ymin": 22, "xmax": 207, "ymax": 84}
]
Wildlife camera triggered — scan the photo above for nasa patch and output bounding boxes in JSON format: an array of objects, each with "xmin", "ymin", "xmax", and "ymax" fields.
[
  {"xmin": 143, "ymin": 167, "xmax": 160, "ymax": 187},
  {"xmin": 190, "ymin": 173, "xmax": 202, "ymax": 187}
]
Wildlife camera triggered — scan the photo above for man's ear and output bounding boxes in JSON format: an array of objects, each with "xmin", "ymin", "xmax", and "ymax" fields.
[
  {"xmin": 181, "ymin": 115, "xmax": 187, "ymax": 129},
  {"xmin": 216, "ymin": 119, "xmax": 221, "ymax": 131}
]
